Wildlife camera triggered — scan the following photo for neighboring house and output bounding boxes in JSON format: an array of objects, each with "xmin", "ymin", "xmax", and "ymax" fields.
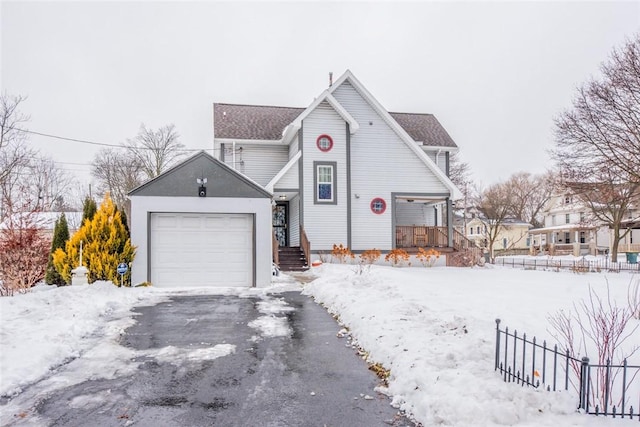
[
  {"xmin": 214, "ymin": 70, "xmax": 463, "ymax": 262},
  {"xmin": 619, "ymin": 215, "xmax": 640, "ymax": 253},
  {"xmin": 0, "ymin": 211, "xmax": 82, "ymax": 238},
  {"xmin": 528, "ymin": 193, "xmax": 610, "ymax": 256},
  {"xmin": 466, "ymin": 216, "xmax": 531, "ymax": 252}
]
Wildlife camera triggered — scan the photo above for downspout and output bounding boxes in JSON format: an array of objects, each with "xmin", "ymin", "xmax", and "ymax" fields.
[{"xmin": 232, "ymin": 141, "xmax": 236, "ymax": 170}]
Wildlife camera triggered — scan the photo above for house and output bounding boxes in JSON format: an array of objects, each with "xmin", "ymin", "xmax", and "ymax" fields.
[
  {"xmin": 465, "ymin": 216, "xmax": 531, "ymax": 254},
  {"xmin": 215, "ymin": 70, "xmax": 463, "ymax": 264},
  {"xmin": 528, "ymin": 193, "xmax": 610, "ymax": 256},
  {"xmin": 129, "ymin": 70, "xmax": 465, "ymax": 288}
]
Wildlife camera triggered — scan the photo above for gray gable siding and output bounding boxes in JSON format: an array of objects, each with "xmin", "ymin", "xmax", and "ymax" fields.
[{"xmin": 129, "ymin": 151, "xmax": 271, "ymax": 199}]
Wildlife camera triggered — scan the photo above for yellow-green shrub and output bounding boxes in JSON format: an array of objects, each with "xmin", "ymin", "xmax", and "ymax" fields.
[{"xmin": 53, "ymin": 193, "xmax": 136, "ymax": 286}]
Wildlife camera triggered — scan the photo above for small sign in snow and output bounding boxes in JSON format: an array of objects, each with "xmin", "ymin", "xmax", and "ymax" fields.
[{"xmin": 117, "ymin": 263, "xmax": 128, "ymax": 275}]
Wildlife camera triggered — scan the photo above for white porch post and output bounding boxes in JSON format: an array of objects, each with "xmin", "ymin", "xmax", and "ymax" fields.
[{"xmin": 446, "ymin": 197, "xmax": 453, "ymax": 248}]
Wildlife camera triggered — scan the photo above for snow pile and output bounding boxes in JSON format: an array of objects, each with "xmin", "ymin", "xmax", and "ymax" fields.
[
  {"xmin": 249, "ymin": 296, "xmax": 296, "ymax": 338},
  {"xmin": 303, "ymin": 264, "xmax": 638, "ymax": 427},
  {"xmin": 0, "ymin": 282, "xmax": 164, "ymax": 397}
]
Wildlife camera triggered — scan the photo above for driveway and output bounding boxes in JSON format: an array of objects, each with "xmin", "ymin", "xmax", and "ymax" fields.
[{"xmin": 4, "ymin": 291, "xmax": 413, "ymax": 427}]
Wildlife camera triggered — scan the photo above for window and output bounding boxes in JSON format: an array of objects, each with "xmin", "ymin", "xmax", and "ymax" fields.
[
  {"xmin": 564, "ymin": 232, "xmax": 570, "ymax": 243},
  {"xmin": 370, "ymin": 198, "xmax": 386, "ymax": 214},
  {"xmin": 469, "ymin": 227, "xmax": 473, "ymax": 235},
  {"xmin": 565, "ymin": 214, "xmax": 570, "ymax": 224},
  {"xmin": 580, "ymin": 211, "xmax": 585, "ymax": 222},
  {"xmin": 552, "ymin": 215, "xmax": 556, "ymax": 226},
  {"xmin": 565, "ymin": 195, "xmax": 571, "ymax": 204},
  {"xmin": 315, "ymin": 163, "xmax": 335, "ymax": 203},
  {"xmin": 316, "ymin": 134, "xmax": 333, "ymax": 152},
  {"xmin": 580, "ymin": 231, "xmax": 585, "ymax": 244},
  {"xmin": 477, "ymin": 226, "xmax": 481, "ymax": 235}
]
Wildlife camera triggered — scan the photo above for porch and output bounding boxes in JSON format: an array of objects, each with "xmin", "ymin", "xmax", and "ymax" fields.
[{"xmin": 395, "ymin": 225, "xmax": 471, "ymax": 251}]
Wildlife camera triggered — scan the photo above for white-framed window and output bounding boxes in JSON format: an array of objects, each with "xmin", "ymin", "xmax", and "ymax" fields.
[
  {"xmin": 314, "ymin": 161, "xmax": 337, "ymax": 204},
  {"xmin": 552, "ymin": 215, "xmax": 556, "ymax": 225},
  {"xmin": 580, "ymin": 211, "xmax": 586, "ymax": 222},
  {"xmin": 469, "ymin": 227, "xmax": 473, "ymax": 235},
  {"xmin": 565, "ymin": 214, "xmax": 570, "ymax": 224}
]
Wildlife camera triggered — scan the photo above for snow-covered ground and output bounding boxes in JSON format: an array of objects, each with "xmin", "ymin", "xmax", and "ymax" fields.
[
  {"xmin": 1, "ymin": 266, "xmax": 638, "ymax": 427},
  {"xmin": 301, "ymin": 264, "xmax": 639, "ymax": 426}
]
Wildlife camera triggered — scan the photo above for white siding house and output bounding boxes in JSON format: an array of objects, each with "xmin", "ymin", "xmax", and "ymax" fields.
[{"xmin": 213, "ymin": 70, "xmax": 464, "ymax": 268}]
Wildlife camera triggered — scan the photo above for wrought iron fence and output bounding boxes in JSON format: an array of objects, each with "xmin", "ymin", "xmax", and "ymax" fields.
[
  {"xmin": 495, "ymin": 319, "xmax": 640, "ymax": 420},
  {"xmin": 494, "ymin": 257, "xmax": 640, "ymax": 273}
]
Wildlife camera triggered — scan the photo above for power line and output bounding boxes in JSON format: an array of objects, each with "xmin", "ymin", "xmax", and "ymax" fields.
[
  {"xmin": 13, "ymin": 127, "xmax": 207, "ymax": 152},
  {"xmin": 17, "ymin": 128, "xmax": 122, "ymax": 148}
]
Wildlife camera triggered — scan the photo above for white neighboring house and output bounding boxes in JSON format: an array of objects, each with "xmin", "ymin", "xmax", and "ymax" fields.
[
  {"xmin": 528, "ymin": 194, "xmax": 611, "ymax": 256},
  {"xmin": 214, "ymin": 70, "xmax": 464, "ymax": 266},
  {"xmin": 466, "ymin": 216, "xmax": 532, "ymax": 253}
]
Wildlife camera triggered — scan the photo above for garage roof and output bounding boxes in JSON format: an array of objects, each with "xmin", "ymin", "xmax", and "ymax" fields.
[{"xmin": 129, "ymin": 151, "xmax": 272, "ymax": 198}]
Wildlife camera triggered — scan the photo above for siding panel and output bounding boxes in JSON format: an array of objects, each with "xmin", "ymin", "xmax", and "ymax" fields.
[
  {"xmin": 289, "ymin": 195, "xmax": 300, "ymax": 247},
  {"xmin": 333, "ymin": 81, "xmax": 449, "ymax": 250},
  {"xmin": 222, "ymin": 145, "xmax": 288, "ymax": 186},
  {"xmin": 302, "ymin": 102, "xmax": 348, "ymax": 250}
]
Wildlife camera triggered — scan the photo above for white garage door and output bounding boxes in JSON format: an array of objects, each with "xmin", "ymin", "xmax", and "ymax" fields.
[{"xmin": 150, "ymin": 213, "xmax": 253, "ymax": 287}]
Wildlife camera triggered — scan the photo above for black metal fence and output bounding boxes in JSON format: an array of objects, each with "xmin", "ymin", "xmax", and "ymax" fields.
[
  {"xmin": 495, "ymin": 319, "xmax": 640, "ymax": 420},
  {"xmin": 494, "ymin": 257, "xmax": 640, "ymax": 273}
]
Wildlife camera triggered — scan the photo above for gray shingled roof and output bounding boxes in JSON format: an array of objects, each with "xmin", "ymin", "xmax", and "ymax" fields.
[
  {"xmin": 214, "ymin": 103, "xmax": 457, "ymax": 148},
  {"xmin": 389, "ymin": 112, "xmax": 457, "ymax": 148},
  {"xmin": 214, "ymin": 103, "xmax": 304, "ymax": 140}
]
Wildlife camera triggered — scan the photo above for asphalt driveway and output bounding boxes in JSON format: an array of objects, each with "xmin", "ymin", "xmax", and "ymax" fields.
[{"xmin": 5, "ymin": 291, "xmax": 413, "ymax": 427}]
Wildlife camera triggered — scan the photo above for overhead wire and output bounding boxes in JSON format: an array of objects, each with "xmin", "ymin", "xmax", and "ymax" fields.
[{"xmin": 12, "ymin": 127, "xmax": 209, "ymax": 153}]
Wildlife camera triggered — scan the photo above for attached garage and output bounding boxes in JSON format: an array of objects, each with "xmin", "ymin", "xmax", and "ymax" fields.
[
  {"xmin": 150, "ymin": 213, "xmax": 254, "ymax": 287},
  {"xmin": 129, "ymin": 151, "xmax": 273, "ymax": 288}
]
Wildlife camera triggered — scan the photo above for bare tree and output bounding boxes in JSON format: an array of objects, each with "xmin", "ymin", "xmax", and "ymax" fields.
[
  {"xmin": 504, "ymin": 171, "xmax": 557, "ymax": 228},
  {"xmin": 125, "ymin": 123, "xmax": 185, "ymax": 179},
  {"xmin": 554, "ymin": 34, "xmax": 640, "ymax": 185},
  {"xmin": 0, "ymin": 187, "xmax": 51, "ymax": 296},
  {"xmin": 0, "ymin": 94, "xmax": 34, "ymax": 219},
  {"xmin": 475, "ymin": 182, "xmax": 514, "ymax": 261},
  {"xmin": 91, "ymin": 148, "xmax": 144, "ymax": 209},
  {"xmin": 448, "ymin": 152, "xmax": 475, "ymax": 236}
]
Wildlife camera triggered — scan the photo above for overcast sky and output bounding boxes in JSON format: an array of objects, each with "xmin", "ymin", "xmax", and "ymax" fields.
[{"xmin": 2, "ymin": 1, "xmax": 639, "ymax": 193}]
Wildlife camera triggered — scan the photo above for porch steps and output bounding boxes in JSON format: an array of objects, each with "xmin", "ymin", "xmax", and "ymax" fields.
[{"xmin": 278, "ymin": 246, "xmax": 309, "ymax": 272}]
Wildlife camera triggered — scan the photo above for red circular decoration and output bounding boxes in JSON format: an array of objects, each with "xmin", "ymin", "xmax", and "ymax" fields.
[
  {"xmin": 316, "ymin": 134, "xmax": 333, "ymax": 152},
  {"xmin": 370, "ymin": 198, "xmax": 386, "ymax": 214}
]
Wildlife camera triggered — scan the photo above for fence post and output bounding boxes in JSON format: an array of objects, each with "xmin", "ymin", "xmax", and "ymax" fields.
[
  {"xmin": 621, "ymin": 358, "xmax": 627, "ymax": 418},
  {"xmin": 579, "ymin": 357, "xmax": 590, "ymax": 411},
  {"xmin": 495, "ymin": 319, "xmax": 501, "ymax": 371}
]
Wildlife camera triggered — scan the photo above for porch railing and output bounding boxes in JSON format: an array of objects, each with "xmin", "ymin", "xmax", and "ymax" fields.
[
  {"xmin": 396, "ymin": 226, "xmax": 448, "ymax": 248},
  {"xmin": 300, "ymin": 225, "xmax": 310, "ymax": 265},
  {"xmin": 272, "ymin": 233, "xmax": 279, "ymax": 265}
]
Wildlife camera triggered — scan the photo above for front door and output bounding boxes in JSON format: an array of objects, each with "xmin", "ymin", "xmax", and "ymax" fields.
[{"xmin": 273, "ymin": 202, "xmax": 288, "ymax": 247}]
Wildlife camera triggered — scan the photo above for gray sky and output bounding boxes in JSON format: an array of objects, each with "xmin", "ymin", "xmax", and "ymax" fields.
[{"xmin": 2, "ymin": 1, "xmax": 639, "ymax": 192}]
